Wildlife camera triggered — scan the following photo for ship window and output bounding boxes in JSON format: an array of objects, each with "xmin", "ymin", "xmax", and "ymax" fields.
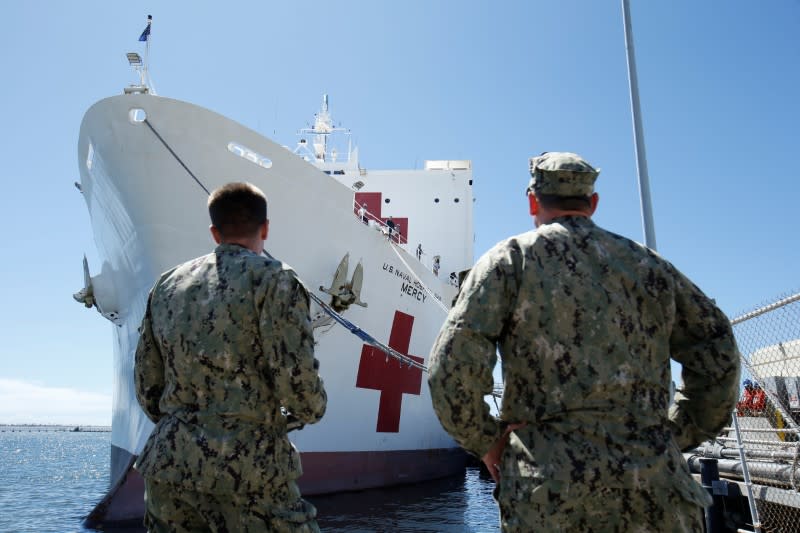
[
  {"xmin": 86, "ymin": 142, "xmax": 94, "ymax": 171},
  {"xmin": 454, "ymin": 198, "xmax": 460, "ymax": 203},
  {"xmin": 434, "ymin": 198, "xmax": 440, "ymax": 203},
  {"xmin": 227, "ymin": 142, "xmax": 273, "ymax": 169},
  {"xmin": 469, "ymin": 179, "xmax": 473, "ymax": 185},
  {"xmin": 384, "ymin": 198, "xmax": 391, "ymax": 204},
  {"xmin": 128, "ymin": 108, "xmax": 146, "ymax": 124}
]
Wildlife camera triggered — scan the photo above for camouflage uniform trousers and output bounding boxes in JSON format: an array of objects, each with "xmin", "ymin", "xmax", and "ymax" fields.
[
  {"xmin": 496, "ymin": 478, "xmax": 704, "ymax": 533},
  {"xmin": 144, "ymin": 477, "xmax": 320, "ymax": 533}
]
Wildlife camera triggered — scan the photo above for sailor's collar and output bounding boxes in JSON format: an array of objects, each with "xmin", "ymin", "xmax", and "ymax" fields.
[
  {"xmin": 214, "ymin": 243, "xmax": 256, "ymax": 255},
  {"xmin": 546, "ymin": 215, "xmax": 595, "ymax": 228}
]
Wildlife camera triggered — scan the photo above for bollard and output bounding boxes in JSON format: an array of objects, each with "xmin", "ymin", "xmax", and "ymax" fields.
[{"xmin": 699, "ymin": 458, "xmax": 724, "ymax": 533}]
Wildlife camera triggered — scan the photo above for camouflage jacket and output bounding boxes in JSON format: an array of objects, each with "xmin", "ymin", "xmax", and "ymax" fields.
[
  {"xmin": 134, "ymin": 243, "xmax": 327, "ymax": 494},
  {"xmin": 429, "ymin": 216, "xmax": 740, "ymax": 503}
]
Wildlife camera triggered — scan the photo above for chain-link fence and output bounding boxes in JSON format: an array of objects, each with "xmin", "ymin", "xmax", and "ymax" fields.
[{"xmin": 705, "ymin": 291, "xmax": 800, "ymax": 532}]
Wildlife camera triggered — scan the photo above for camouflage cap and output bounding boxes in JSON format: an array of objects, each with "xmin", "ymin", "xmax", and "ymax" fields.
[{"xmin": 527, "ymin": 151, "xmax": 600, "ymax": 196}]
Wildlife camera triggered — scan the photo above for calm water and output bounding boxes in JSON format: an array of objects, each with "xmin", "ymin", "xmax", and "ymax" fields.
[
  {"xmin": 0, "ymin": 427, "xmax": 109, "ymax": 533},
  {"xmin": 0, "ymin": 428, "xmax": 500, "ymax": 532}
]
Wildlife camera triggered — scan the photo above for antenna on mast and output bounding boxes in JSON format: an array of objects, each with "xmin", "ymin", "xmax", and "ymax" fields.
[{"xmin": 294, "ymin": 95, "xmax": 356, "ymax": 168}]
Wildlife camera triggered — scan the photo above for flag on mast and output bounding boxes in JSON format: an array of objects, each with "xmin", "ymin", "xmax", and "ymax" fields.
[{"xmin": 138, "ymin": 15, "xmax": 152, "ymax": 42}]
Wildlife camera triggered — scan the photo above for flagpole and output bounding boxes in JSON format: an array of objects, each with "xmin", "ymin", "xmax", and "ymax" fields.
[
  {"xmin": 622, "ymin": 0, "xmax": 657, "ymax": 250},
  {"xmin": 144, "ymin": 15, "xmax": 151, "ymax": 89}
]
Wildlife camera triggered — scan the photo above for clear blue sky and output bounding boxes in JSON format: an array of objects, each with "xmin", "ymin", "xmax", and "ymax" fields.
[{"xmin": 1, "ymin": 1, "xmax": 797, "ymax": 425}]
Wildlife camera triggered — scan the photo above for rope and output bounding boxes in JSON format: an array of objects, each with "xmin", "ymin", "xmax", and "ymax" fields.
[
  {"xmin": 388, "ymin": 241, "xmax": 450, "ymax": 314},
  {"xmin": 307, "ymin": 289, "xmax": 507, "ymax": 399},
  {"xmin": 144, "ymin": 118, "xmax": 210, "ymax": 195},
  {"xmin": 307, "ymin": 290, "xmax": 428, "ymax": 372}
]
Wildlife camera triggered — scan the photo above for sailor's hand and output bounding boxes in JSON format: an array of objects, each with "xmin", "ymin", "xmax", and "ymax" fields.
[{"xmin": 482, "ymin": 422, "xmax": 526, "ymax": 483}]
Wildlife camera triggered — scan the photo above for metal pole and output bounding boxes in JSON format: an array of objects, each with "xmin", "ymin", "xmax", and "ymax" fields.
[
  {"xmin": 621, "ymin": 0, "xmax": 657, "ymax": 250},
  {"xmin": 144, "ymin": 22, "xmax": 150, "ymax": 89},
  {"xmin": 731, "ymin": 411, "xmax": 763, "ymax": 533}
]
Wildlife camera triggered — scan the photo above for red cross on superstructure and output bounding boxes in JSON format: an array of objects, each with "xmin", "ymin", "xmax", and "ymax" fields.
[
  {"xmin": 353, "ymin": 192, "xmax": 409, "ymax": 244},
  {"xmin": 355, "ymin": 311, "xmax": 424, "ymax": 433}
]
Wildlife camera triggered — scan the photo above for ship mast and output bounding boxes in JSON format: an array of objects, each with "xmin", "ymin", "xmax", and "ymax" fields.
[
  {"xmin": 295, "ymin": 95, "xmax": 355, "ymax": 169},
  {"xmin": 313, "ymin": 95, "xmax": 333, "ymax": 161},
  {"xmin": 125, "ymin": 15, "xmax": 155, "ymax": 95}
]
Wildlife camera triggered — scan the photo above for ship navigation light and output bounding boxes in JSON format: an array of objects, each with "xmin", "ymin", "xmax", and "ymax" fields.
[
  {"xmin": 126, "ymin": 52, "xmax": 143, "ymax": 66},
  {"xmin": 125, "ymin": 52, "xmax": 149, "ymax": 92}
]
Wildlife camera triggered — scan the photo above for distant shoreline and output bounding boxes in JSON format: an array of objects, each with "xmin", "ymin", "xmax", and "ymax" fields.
[{"xmin": 0, "ymin": 424, "xmax": 111, "ymax": 432}]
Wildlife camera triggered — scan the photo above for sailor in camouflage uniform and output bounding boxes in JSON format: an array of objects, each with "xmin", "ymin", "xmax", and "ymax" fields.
[
  {"xmin": 134, "ymin": 182, "xmax": 327, "ymax": 532},
  {"xmin": 428, "ymin": 152, "xmax": 741, "ymax": 532}
]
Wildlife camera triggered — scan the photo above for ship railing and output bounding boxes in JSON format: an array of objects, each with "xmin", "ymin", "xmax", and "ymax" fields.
[{"xmin": 352, "ymin": 199, "xmax": 407, "ymax": 245}]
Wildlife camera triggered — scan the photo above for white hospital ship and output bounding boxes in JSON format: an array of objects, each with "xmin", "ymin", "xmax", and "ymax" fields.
[{"xmin": 74, "ymin": 57, "xmax": 474, "ymax": 525}]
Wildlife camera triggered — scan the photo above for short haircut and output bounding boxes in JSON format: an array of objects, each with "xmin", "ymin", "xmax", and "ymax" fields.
[
  {"xmin": 208, "ymin": 182, "xmax": 267, "ymax": 239},
  {"xmin": 534, "ymin": 192, "xmax": 592, "ymax": 211}
]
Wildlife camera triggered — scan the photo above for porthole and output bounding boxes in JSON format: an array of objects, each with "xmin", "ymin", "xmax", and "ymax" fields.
[
  {"xmin": 384, "ymin": 198, "xmax": 391, "ymax": 204},
  {"xmin": 129, "ymin": 108, "xmax": 146, "ymax": 124},
  {"xmin": 434, "ymin": 198, "xmax": 440, "ymax": 203},
  {"xmin": 454, "ymin": 198, "xmax": 460, "ymax": 203}
]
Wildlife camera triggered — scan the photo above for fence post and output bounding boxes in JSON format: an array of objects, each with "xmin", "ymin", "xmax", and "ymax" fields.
[{"xmin": 731, "ymin": 411, "xmax": 762, "ymax": 533}]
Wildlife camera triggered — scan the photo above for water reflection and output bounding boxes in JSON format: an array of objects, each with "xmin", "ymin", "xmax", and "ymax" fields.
[{"xmin": 311, "ymin": 467, "xmax": 499, "ymax": 533}]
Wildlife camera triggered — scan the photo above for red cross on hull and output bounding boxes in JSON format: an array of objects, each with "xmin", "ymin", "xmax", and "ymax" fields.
[{"xmin": 356, "ymin": 311, "xmax": 424, "ymax": 433}]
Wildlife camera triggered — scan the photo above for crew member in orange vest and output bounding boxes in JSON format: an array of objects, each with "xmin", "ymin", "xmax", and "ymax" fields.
[{"xmin": 737, "ymin": 379, "xmax": 767, "ymax": 416}]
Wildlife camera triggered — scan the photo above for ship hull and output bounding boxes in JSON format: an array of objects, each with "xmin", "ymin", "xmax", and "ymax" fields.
[
  {"xmin": 77, "ymin": 93, "xmax": 473, "ymax": 525},
  {"xmin": 84, "ymin": 444, "xmax": 466, "ymax": 526}
]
